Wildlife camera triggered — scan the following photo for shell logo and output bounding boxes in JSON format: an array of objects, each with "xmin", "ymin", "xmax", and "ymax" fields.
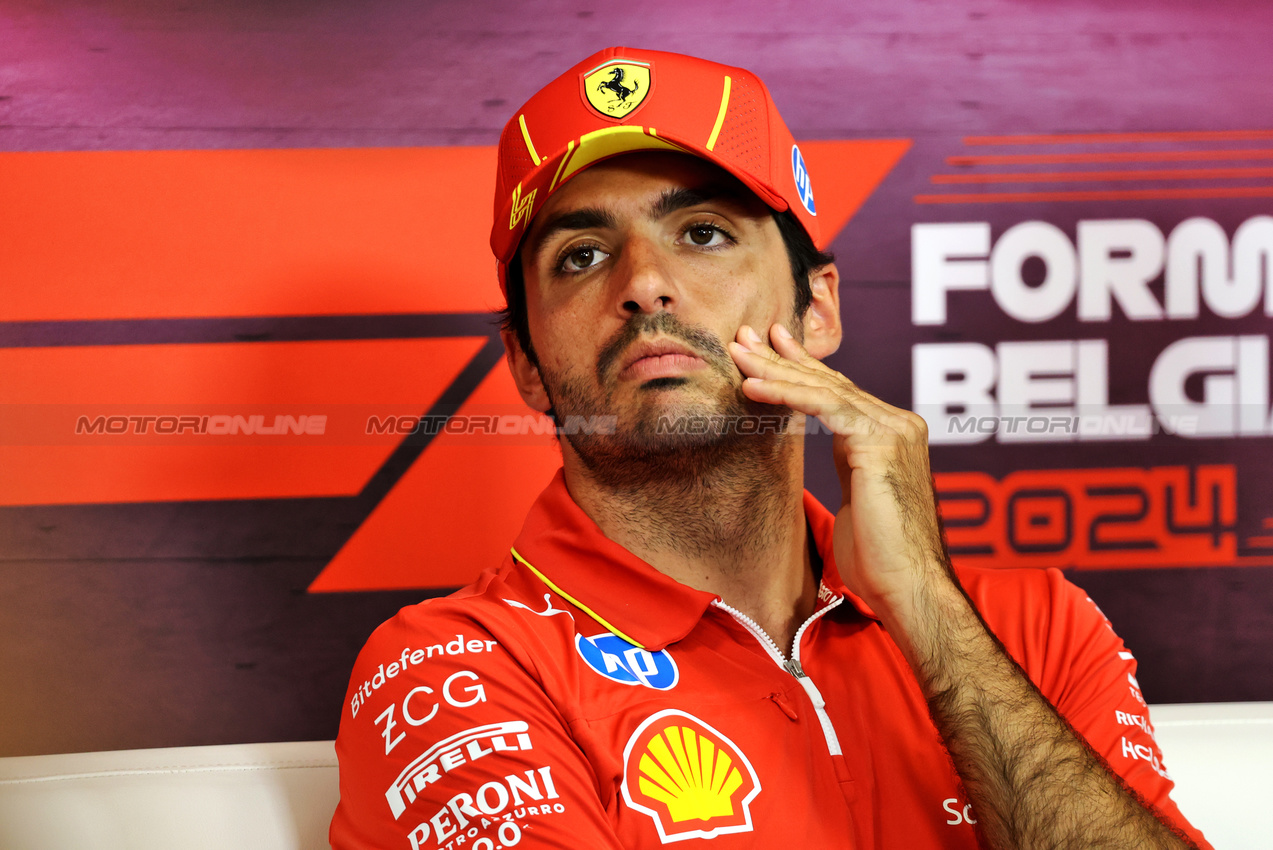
[{"xmin": 621, "ymin": 709, "xmax": 761, "ymax": 842}]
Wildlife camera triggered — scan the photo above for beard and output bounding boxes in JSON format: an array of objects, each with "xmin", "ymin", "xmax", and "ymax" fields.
[{"xmin": 536, "ymin": 312, "xmax": 792, "ymax": 489}]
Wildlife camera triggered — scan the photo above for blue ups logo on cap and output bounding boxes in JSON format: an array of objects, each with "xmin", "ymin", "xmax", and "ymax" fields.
[
  {"xmin": 576, "ymin": 633, "xmax": 679, "ymax": 690},
  {"xmin": 791, "ymin": 144, "xmax": 816, "ymax": 216}
]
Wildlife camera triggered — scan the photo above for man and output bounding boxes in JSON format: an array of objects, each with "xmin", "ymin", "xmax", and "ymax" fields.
[{"xmin": 331, "ymin": 47, "xmax": 1209, "ymax": 849}]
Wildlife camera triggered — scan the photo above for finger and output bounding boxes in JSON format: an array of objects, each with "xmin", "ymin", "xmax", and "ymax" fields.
[
  {"xmin": 733, "ymin": 324, "xmax": 800, "ymax": 370},
  {"xmin": 768, "ymin": 322, "xmax": 861, "ymax": 388},
  {"xmin": 732, "ymin": 326, "xmax": 911, "ymax": 436},
  {"xmin": 759, "ymin": 323, "xmax": 915, "ymax": 417},
  {"xmin": 740, "ymin": 375, "xmax": 870, "ymax": 436},
  {"xmin": 730, "ymin": 339, "xmax": 812, "ymax": 382},
  {"xmin": 737, "ymin": 323, "xmax": 870, "ymax": 401},
  {"xmin": 734, "ymin": 324, "xmax": 765, "ymax": 350},
  {"xmin": 767, "ymin": 323, "xmax": 820, "ymax": 368},
  {"xmin": 745, "ymin": 376, "xmax": 926, "ymax": 450},
  {"xmin": 735, "ymin": 323, "xmax": 823, "ymax": 373},
  {"xmin": 734, "ymin": 340, "xmax": 898, "ymax": 420},
  {"xmin": 730, "ymin": 334, "xmax": 835, "ymax": 387}
]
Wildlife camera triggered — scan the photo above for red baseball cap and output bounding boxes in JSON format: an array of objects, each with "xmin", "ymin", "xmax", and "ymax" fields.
[{"xmin": 490, "ymin": 46, "xmax": 820, "ymax": 291}]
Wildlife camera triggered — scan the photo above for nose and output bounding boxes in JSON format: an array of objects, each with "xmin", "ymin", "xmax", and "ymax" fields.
[{"xmin": 613, "ymin": 235, "xmax": 679, "ymax": 317}]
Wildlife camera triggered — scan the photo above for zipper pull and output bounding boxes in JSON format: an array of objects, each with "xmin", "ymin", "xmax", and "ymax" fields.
[{"xmin": 787, "ymin": 655, "xmax": 830, "ymax": 712}]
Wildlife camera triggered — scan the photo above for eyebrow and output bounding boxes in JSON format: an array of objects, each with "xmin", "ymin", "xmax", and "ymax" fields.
[
  {"xmin": 647, "ymin": 184, "xmax": 749, "ymax": 220},
  {"xmin": 526, "ymin": 182, "xmax": 752, "ymax": 264},
  {"xmin": 526, "ymin": 207, "xmax": 619, "ymax": 264}
]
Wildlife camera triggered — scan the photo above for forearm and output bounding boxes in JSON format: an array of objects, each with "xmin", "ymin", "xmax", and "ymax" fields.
[
  {"xmin": 728, "ymin": 326, "xmax": 1197, "ymax": 845},
  {"xmin": 881, "ymin": 565, "xmax": 1196, "ymax": 850}
]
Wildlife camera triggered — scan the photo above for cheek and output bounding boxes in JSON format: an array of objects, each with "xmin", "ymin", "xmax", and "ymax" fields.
[
  {"xmin": 527, "ymin": 301, "xmax": 603, "ymax": 380},
  {"xmin": 704, "ymin": 253, "xmax": 795, "ymax": 330}
]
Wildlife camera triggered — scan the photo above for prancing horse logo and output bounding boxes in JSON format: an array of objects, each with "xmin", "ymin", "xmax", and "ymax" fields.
[
  {"xmin": 597, "ymin": 67, "xmax": 639, "ymax": 105},
  {"xmin": 583, "ymin": 61, "xmax": 652, "ymax": 119}
]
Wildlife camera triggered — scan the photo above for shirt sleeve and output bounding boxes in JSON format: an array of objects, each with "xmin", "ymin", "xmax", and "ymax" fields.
[
  {"xmin": 329, "ymin": 602, "xmax": 625, "ymax": 850},
  {"xmin": 1016, "ymin": 568, "xmax": 1213, "ymax": 850}
]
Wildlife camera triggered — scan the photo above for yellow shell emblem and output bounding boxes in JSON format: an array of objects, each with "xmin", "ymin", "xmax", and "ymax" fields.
[
  {"xmin": 622, "ymin": 710, "xmax": 761, "ymax": 841},
  {"xmin": 583, "ymin": 60, "xmax": 652, "ymax": 120}
]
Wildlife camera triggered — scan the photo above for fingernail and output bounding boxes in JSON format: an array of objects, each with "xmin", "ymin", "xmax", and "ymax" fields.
[
  {"xmin": 744, "ymin": 325, "xmax": 762, "ymax": 345},
  {"xmin": 774, "ymin": 324, "xmax": 794, "ymax": 341}
]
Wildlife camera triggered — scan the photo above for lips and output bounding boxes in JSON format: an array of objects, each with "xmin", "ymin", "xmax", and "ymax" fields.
[{"xmin": 618, "ymin": 338, "xmax": 708, "ymax": 382}]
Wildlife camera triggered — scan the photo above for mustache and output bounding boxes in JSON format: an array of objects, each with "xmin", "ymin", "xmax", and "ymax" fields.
[{"xmin": 595, "ymin": 312, "xmax": 733, "ymax": 383}]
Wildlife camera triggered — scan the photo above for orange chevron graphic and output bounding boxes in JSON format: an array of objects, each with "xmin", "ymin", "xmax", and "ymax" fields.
[{"xmin": 0, "ymin": 338, "xmax": 486, "ymax": 505}]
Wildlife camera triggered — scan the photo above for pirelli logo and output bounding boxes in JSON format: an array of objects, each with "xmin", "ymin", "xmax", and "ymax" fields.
[{"xmin": 386, "ymin": 721, "xmax": 533, "ymax": 819}]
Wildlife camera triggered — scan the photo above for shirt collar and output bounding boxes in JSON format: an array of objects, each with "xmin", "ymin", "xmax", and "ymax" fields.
[{"xmin": 510, "ymin": 469, "xmax": 877, "ymax": 651}]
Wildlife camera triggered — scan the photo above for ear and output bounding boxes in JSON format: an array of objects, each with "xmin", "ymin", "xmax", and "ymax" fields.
[
  {"xmin": 500, "ymin": 327, "xmax": 553, "ymax": 414},
  {"xmin": 801, "ymin": 262, "xmax": 842, "ymax": 359}
]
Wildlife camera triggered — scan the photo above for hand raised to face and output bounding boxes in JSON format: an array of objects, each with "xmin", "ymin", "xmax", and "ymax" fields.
[{"xmin": 729, "ymin": 323, "xmax": 951, "ymax": 618}]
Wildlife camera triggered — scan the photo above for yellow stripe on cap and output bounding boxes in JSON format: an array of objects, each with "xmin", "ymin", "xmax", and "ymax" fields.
[
  {"xmin": 549, "ymin": 139, "xmax": 576, "ymax": 192},
  {"xmin": 558, "ymin": 125, "xmax": 685, "ymax": 186},
  {"xmin": 510, "ymin": 547, "xmax": 645, "ymax": 649},
  {"xmin": 705, "ymin": 75, "xmax": 732, "ymax": 151},
  {"xmin": 518, "ymin": 114, "xmax": 542, "ymax": 165}
]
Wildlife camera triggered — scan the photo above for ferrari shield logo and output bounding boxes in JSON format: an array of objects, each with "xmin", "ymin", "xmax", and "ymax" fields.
[{"xmin": 583, "ymin": 60, "xmax": 652, "ymax": 120}]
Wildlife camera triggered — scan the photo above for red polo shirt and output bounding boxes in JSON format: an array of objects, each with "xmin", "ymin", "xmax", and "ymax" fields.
[{"xmin": 331, "ymin": 470, "xmax": 1210, "ymax": 849}]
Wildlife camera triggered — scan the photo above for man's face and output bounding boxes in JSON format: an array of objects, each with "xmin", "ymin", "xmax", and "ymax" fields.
[{"xmin": 515, "ymin": 151, "xmax": 801, "ymax": 478}]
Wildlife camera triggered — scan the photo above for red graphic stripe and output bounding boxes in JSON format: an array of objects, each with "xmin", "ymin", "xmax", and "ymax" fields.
[
  {"xmin": 308, "ymin": 361, "xmax": 563, "ymax": 592},
  {"xmin": 948, "ymin": 148, "xmax": 1273, "ymax": 167},
  {"xmin": 915, "ymin": 185, "xmax": 1273, "ymax": 204},
  {"xmin": 931, "ymin": 166, "xmax": 1273, "ymax": 184},
  {"xmin": 0, "ymin": 338, "xmax": 486, "ymax": 505},
  {"xmin": 964, "ymin": 130, "xmax": 1273, "ymax": 146},
  {"xmin": 0, "ymin": 147, "xmax": 502, "ymax": 322}
]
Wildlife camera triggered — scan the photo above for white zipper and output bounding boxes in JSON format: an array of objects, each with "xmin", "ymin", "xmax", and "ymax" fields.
[{"xmin": 712, "ymin": 593, "xmax": 845, "ymax": 756}]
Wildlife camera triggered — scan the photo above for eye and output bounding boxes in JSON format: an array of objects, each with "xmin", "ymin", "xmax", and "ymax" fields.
[
  {"xmin": 685, "ymin": 224, "xmax": 731, "ymax": 248},
  {"xmin": 559, "ymin": 244, "xmax": 610, "ymax": 273}
]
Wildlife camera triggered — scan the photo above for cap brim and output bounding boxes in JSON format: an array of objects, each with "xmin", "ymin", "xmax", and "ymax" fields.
[{"xmin": 496, "ymin": 124, "xmax": 791, "ymax": 267}]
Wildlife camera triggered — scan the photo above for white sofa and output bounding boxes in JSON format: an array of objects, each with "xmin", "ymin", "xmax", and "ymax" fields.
[
  {"xmin": 0, "ymin": 702, "xmax": 1269, "ymax": 849},
  {"xmin": 0, "ymin": 740, "xmax": 338, "ymax": 850}
]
